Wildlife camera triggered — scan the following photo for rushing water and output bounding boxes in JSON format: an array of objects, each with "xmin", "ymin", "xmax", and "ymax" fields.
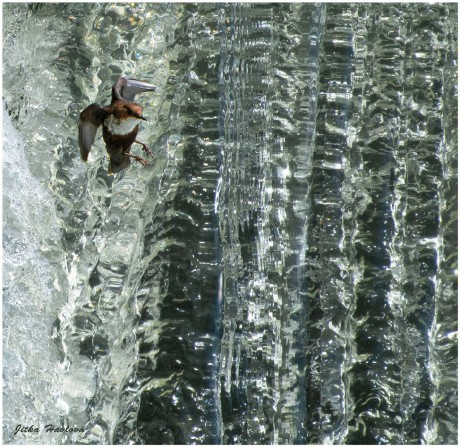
[{"xmin": 2, "ymin": 3, "xmax": 457, "ymax": 445}]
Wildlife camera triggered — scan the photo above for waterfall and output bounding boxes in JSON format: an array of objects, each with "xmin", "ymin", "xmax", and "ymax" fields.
[{"xmin": 3, "ymin": 3, "xmax": 457, "ymax": 445}]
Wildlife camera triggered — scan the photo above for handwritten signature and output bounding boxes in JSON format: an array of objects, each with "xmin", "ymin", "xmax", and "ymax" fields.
[{"xmin": 14, "ymin": 424, "xmax": 85, "ymax": 435}]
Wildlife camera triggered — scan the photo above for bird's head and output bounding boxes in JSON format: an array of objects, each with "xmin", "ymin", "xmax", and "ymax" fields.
[{"xmin": 113, "ymin": 102, "xmax": 146, "ymax": 121}]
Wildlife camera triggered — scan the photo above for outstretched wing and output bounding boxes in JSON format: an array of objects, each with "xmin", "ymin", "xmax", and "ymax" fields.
[
  {"xmin": 78, "ymin": 103, "xmax": 107, "ymax": 161},
  {"xmin": 112, "ymin": 76, "xmax": 157, "ymax": 102}
]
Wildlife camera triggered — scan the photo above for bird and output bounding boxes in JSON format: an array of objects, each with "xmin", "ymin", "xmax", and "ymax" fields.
[{"xmin": 78, "ymin": 75, "xmax": 157, "ymax": 174}]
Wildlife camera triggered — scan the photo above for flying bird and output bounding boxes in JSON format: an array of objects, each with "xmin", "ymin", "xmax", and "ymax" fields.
[{"xmin": 78, "ymin": 76, "xmax": 156, "ymax": 174}]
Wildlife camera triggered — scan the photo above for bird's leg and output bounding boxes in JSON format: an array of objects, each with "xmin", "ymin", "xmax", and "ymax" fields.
[
  {"xmin": 123, "ymin": 152, "xmax": 150, "ymax": 167},
  {"xmin": 134, "ymin": 140, "xmax": 154, "ymax": 158}
]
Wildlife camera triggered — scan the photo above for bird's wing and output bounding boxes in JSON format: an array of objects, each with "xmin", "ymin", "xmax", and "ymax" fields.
[
  {"xmin": 112, "ymin": 76, "xmax": 157, "ymax": 102},
  {"xmin": 78, "ymin": 103, "xmax": 106, "ymax": 161}
]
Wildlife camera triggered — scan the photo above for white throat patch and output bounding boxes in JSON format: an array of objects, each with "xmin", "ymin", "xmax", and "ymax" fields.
[{"xmin": 105, "ymin": 115, "xmax": 141, "ymax": 135}]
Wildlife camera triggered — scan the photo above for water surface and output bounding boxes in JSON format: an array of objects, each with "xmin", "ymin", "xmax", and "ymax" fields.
[{"xmin": 3, "ymin": 3, "xmax": 457, "ymax": 444}]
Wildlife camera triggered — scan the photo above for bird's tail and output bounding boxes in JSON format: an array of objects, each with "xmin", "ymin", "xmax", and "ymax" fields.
[{"xmin": 108, "ymin": 154, "xmax": 131, "ymax": 174}]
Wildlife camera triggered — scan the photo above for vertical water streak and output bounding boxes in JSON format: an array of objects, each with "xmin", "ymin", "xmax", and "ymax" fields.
[
  {"xmin": 418, "ymin": 4, "xmax": 458, "ymax": 444},
  {"xmin": 343, "ymin": 4, "xmax": 406, "ymax": 443},
  {"xmin": 117, "ymin": 4, "xmax": 222, "ymax": 444},
  {"xmin": 304, "ymin": 3, "xmax": 356, "ymax": 443},
  {"xmin": 218, "ymin": 4, "xmax": 326, "ymax": 443},
  {"xmin": 305, "ymin": 4, "xmax": 458, "ymax": 444},
  {"xmin": 330, "ymin": 4, "xmax": 458, "ymax": 444},
  {"xmin": 428, "ymin": 4, "xmax": 458, "ymax": 441}
]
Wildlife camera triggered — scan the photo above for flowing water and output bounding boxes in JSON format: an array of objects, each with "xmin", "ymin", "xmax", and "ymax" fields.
[{"xmin": 2, "ymin": 3, "xmax": 457, "ymax": 445}]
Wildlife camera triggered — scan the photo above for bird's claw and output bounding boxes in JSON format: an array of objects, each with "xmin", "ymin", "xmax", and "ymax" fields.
[
  {"xmin": 135, "ymin": 140, "xmax": 155, "ymax": 159},
  {"xmin": 143, "ymin": 146, "xmax": 155, "ymax": 159},
  {"xmin": 123, "ymin": 152, "xmax": 151, "ymax": 167},
  {"xmin": 137, "ymin": 157, "xmax": 150, "ymax": 167}
]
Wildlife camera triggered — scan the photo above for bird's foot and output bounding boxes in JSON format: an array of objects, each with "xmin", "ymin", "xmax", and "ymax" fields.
[
  {"xmin": 135, "ymin": 140, "xmax": 154, "ymax": 158},
  {"xmin": 123, "ymin": 152, "xmax": 150, "ymax": 167}
]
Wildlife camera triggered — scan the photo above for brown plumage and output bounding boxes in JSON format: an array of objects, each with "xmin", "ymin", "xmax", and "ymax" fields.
[{"xmin": 78, "ymin": 76, "xmax": 157, "ymax": 174}]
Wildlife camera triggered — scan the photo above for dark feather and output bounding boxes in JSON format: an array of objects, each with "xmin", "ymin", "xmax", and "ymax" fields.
[
  {"xmin": 108, "ymin": 155, "xmax": 131, "ymax": 174},
  {"xmin": 78, "ymin": 104, "xmax": 107, "ymax": 160}
]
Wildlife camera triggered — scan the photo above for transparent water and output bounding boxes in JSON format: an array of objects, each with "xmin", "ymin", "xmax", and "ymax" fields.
[{"xmin": 3, "ymin": 3, "xmax": 457, "ymax": 445}]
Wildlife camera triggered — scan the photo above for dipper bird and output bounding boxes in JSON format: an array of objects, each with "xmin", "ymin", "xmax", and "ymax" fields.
[{"xmin": 78, "ymin": 76, "xmax": 156, "ymax": 174}]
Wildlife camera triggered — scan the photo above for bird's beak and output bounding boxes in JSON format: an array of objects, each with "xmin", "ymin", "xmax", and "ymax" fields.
[{"xmin": 140, "ymin": 115, "xmax": 147, "ymax": 121}]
